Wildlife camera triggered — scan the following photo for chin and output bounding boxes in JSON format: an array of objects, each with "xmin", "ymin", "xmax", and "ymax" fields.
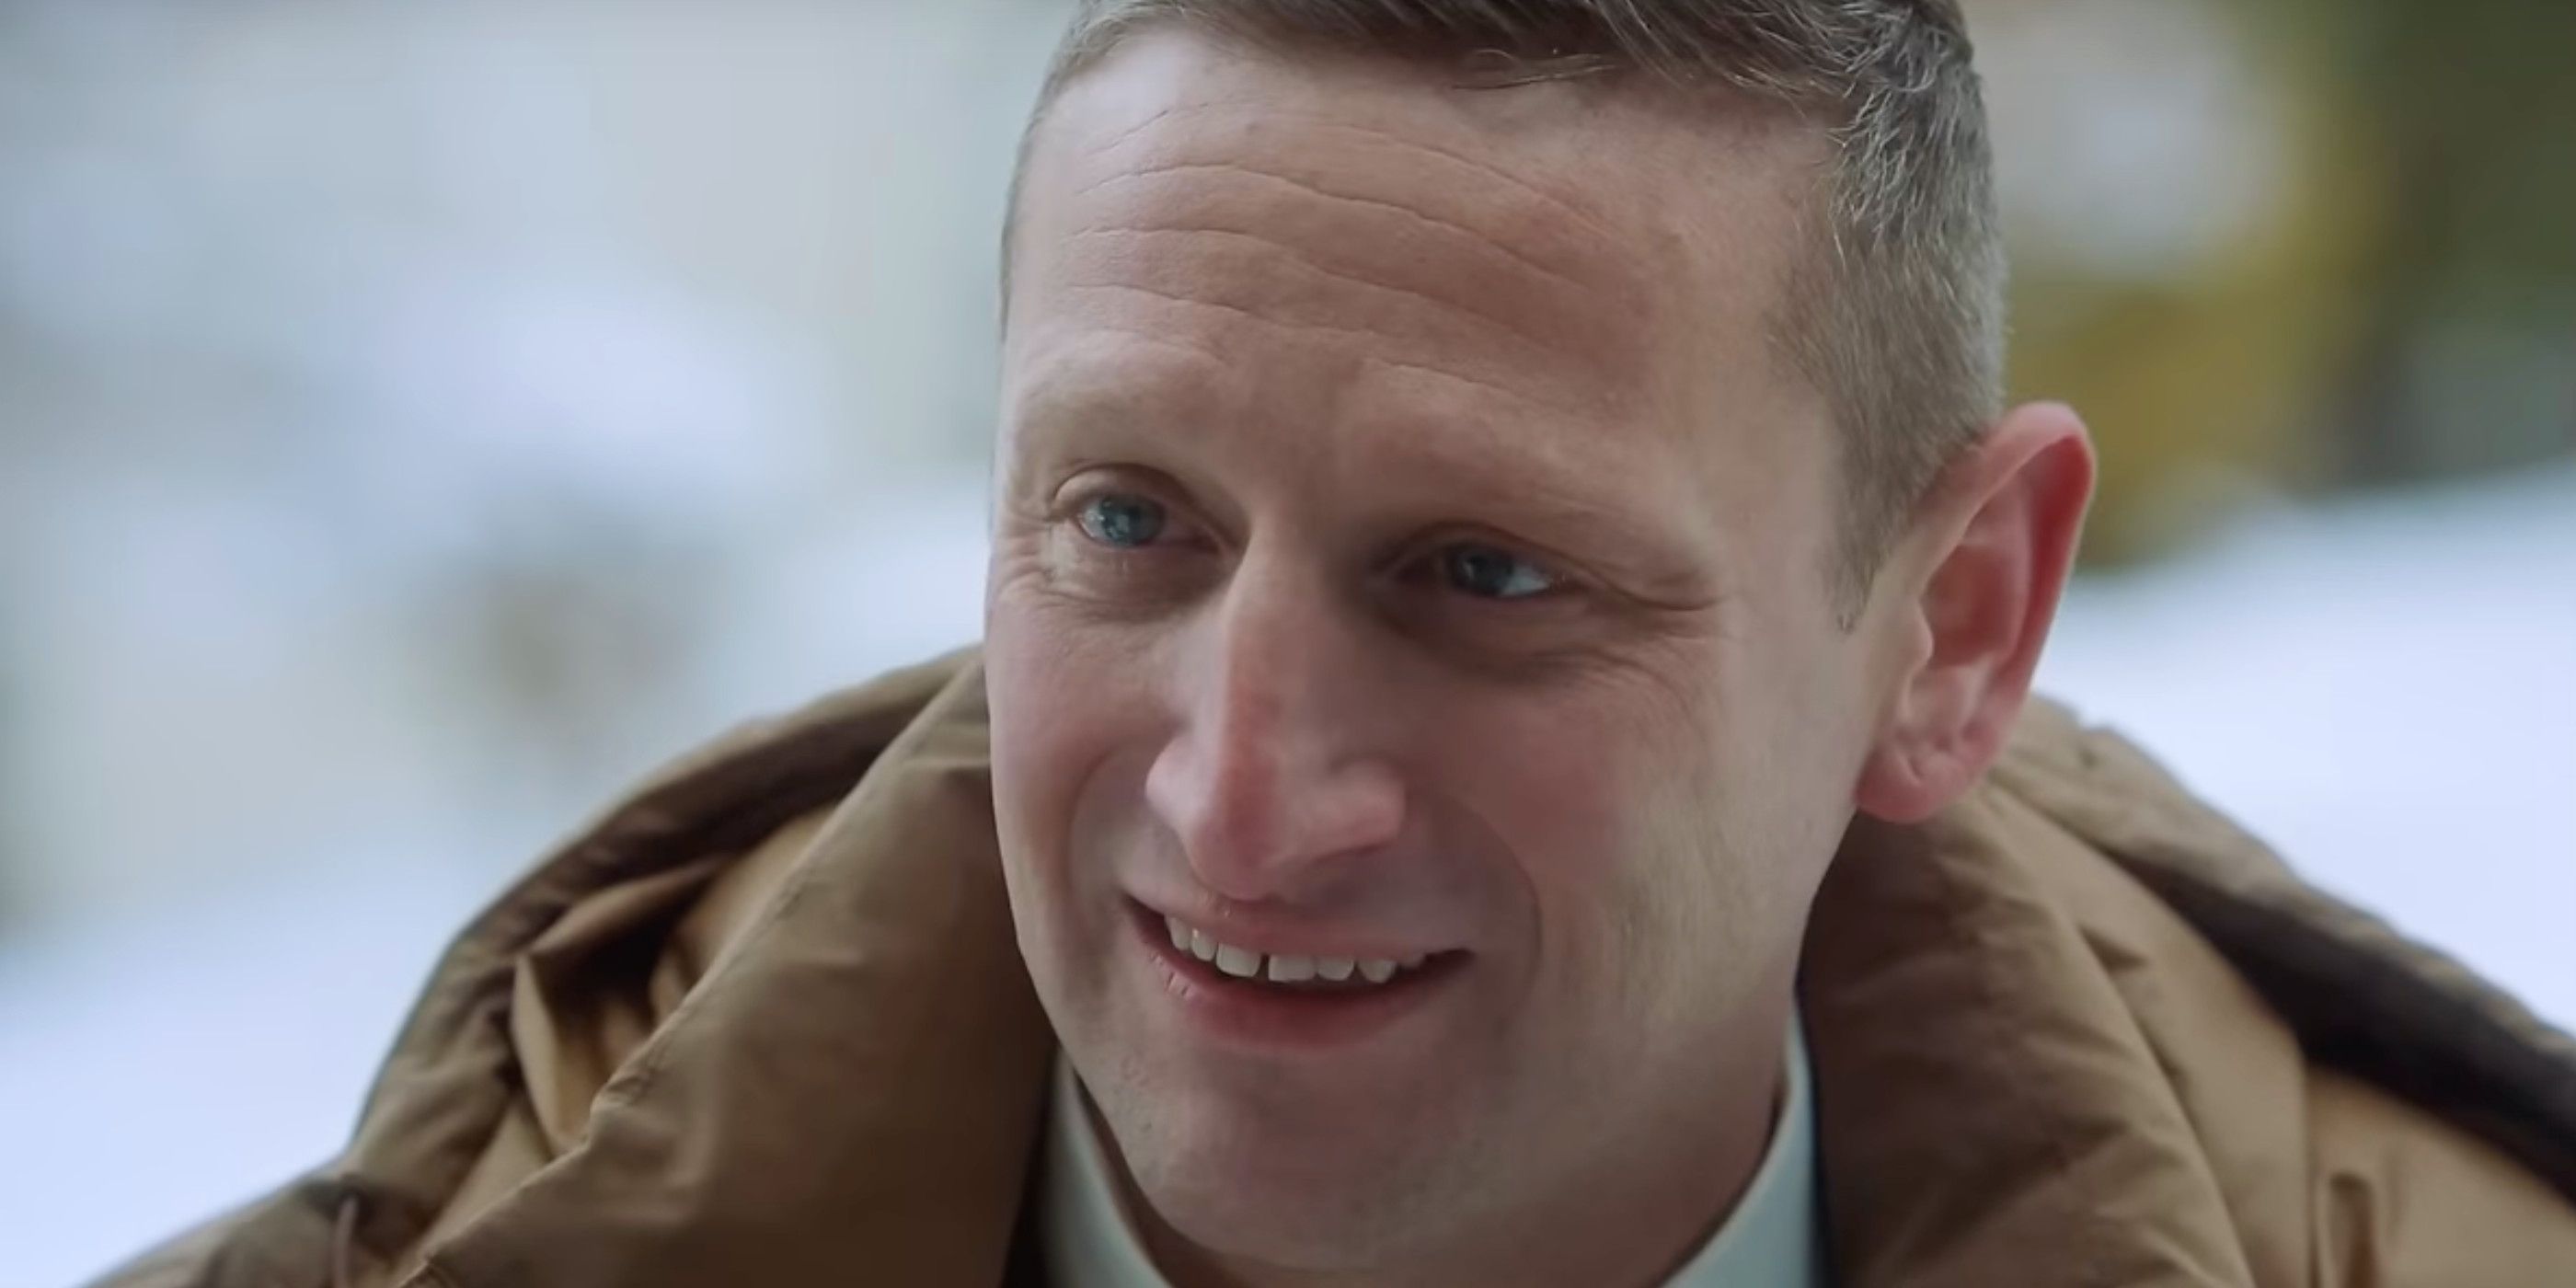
[
  {"xmin": 1104, "ymin": 1074, "xmax": 1455, "ymax": 1273},
  {"xmin": 1136, "ymin": 1139, "xmax": 1423, "ymax": 1273}
]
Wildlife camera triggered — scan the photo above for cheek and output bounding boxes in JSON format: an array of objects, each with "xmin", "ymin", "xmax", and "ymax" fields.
[
  {"xmin": 1438, "ymin": 683, "xmax": 1717, "ymax": 971},
  {"xmin": 1439, "ymin": 667, "xmax": 1792, "ymax": 1039},
  {"xmin": 984, "ymin": 595, "xmax": 1168, "ymax": 925}
]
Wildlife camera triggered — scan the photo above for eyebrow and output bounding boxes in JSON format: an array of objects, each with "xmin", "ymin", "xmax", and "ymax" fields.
[{"xmin": 1001, "ymin": 331, "xmax": 1228, "ymax": 470}]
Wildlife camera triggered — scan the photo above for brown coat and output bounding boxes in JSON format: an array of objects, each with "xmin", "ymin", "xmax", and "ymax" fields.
[{"xmin": 95, "ymin": 650, "xmax": 2576, "ymax": 1288}]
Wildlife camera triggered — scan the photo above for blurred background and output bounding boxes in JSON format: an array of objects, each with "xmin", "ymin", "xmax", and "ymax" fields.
[{"xmin": 2, "ymin": 0, "xmax": 2569, "ymax": 1280}]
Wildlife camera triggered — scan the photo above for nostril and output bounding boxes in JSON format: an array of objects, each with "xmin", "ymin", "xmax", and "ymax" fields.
[
  {"xmin": 1147, "ymin": 739, "xmax": 1409, "ymax": 905},
  {"xmin": 1145, "ymin": 732, "xmax": 1290, "ymax": 896}
]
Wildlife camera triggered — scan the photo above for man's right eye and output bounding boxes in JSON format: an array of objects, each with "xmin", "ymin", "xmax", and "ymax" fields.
[{"xmin": 1074, "ymin": 493, "xmax": 1168, "ymax": 548}]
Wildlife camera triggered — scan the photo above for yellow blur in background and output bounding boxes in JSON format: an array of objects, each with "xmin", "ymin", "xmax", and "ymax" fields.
[
  {"xmin": 1985, "ymin": 0, "xmax": 2573, "ymax": 557},
  {"xmin": 0, "ymin": 3, "xmax": 2568, "ymax": 1282}
]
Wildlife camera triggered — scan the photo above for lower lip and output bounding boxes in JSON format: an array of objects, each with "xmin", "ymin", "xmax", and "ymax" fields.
[{"xmin": 1127, "ymin": 903, "xmax": 1465, "ymax": 1053}]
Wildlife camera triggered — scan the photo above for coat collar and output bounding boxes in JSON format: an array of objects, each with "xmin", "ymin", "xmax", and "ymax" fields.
[{"xmin": 326, "ymin": 650, "xmax": 2574, "ymax": 1288}]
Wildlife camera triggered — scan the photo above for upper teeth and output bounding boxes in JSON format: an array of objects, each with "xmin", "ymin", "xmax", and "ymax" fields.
[{"xmin": 1166, "ymin": 914, "xmax": 1427, "ymax": 985}]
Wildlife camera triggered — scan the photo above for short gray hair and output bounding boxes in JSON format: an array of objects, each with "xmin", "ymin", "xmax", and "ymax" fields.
[{"xmin": 1007, "ymin": 0, "xmax": 2005, "ymax": 614}]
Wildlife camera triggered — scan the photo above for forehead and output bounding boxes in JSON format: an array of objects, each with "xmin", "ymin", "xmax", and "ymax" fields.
[{"xmin": 1005, "ymin": 27, "xmax": 1830, "ymax": 505}]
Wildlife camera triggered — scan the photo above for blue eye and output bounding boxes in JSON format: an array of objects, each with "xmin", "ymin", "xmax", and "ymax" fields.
[
  {"xmin": 1440, "ymin": 544, "xmax": 1557, "ymax": 600},
  {"xmin": 1075, "ymin": 493, "xmax": 1167, "ymax": 547}
]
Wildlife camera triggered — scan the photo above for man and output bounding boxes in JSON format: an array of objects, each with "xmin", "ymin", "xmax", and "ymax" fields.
[{"xmin": 99, "ymin": 3, "xmax": 2576, "ymax": 1286}]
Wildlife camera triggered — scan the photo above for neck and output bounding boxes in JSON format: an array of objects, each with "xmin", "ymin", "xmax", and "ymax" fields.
[{"xmin": 1133, "ymin": 994, "xmax": 1794, "ymax": 1288}]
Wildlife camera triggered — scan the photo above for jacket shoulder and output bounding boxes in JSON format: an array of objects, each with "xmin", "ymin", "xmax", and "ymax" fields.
[
  {"xmin": 90, "ymin": 650, "xmax": 994, "ymax": 1288},
  {"xmin": 1999, "ymin": 698, "xmax": 2576, "ymax": 1279}
]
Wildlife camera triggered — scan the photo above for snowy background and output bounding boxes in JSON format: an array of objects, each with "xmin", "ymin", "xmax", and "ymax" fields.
[{"xmin": 3, "ymin": 3, "xmax": 2569, "ymax": 1283}]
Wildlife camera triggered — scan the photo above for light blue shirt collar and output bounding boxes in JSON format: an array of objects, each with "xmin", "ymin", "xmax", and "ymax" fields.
[{"xmin": 1042, "ymin": 1018, "xmax": 1823, "ymax": 1287}]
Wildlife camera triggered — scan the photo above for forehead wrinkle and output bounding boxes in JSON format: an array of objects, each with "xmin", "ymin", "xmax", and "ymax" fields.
[
  {"xmin": 1071, "ymin": 90, "xmax": 1627, "ymax": 259},
  {"xmin": 1076, "ymin": 159, "xmax": 1594, "ymax": 301},
  {"xmin": 1075, "ymin": 98, "xmax": 1213, "ymax": 163},
  {"xmin": 1056, "ymin": 87, "xmax": 1656, "ymax": 312},
  {"xmin": 1128, "ymin": 108, "xmax": 1627, "ymax": 256},
  {"xmin": 1061, "ymin": 277, "xmax": 1602, "ymax": 426},
  {"xmin": 1354, "ymin": 352, "xmax": 1596, "ymax": 425},
  {"xmin": 1061, "ymin": 152, "xmax": 1648, "ymax": 394},
  {"xmin": 1071, "ymin": 222, "xmax": 1575, "ymax": 382},
  {"xmin": 1255, "ymin": 110, "xmax": 1627, "ymax": 251},
  {"xmin": 1007, "ymin": 305, "xmax": 1611, "ymax": 490}
]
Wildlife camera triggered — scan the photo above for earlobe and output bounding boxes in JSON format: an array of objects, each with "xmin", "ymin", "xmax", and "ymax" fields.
[
  {"xmin": 1856, "ymin": 403, "xmax": 2095, "ymax": 824},
  {"xmin": 1856, "ymin": 719, "xmax": 1986, "ymax": 824}
]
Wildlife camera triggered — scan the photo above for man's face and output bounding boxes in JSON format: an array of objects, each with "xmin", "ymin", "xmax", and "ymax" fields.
[{"xmin": 986, "ymin": 29, "xmax": 1891, "ymax": 1276}]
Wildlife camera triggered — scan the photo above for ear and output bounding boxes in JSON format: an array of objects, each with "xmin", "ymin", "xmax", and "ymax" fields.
[{"xmin": 1855, "ymin": 402, "xmax": 2095, "ymax": 823}]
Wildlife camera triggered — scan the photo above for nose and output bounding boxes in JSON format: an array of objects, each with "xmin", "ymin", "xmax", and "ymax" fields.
[{"xmin": 1144, "ymin": 561, "xmax": 1408, "ymax": 903}]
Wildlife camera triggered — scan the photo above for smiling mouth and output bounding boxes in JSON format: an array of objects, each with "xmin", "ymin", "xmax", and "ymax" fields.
[{"xmin": 1130, "ymin": 901, "xmax": 1466, "ymax": 995}]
